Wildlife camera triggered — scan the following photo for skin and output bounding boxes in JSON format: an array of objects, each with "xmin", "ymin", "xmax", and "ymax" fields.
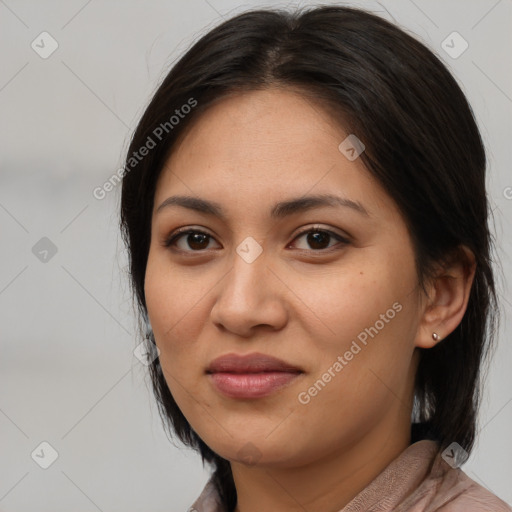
[{"xmin": 144, "ymin": 87, "xmax": 475, "ymax": 512}]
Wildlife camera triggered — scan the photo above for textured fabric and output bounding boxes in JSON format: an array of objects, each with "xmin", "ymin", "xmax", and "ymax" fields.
[{"xmin": 188, "ymin": 439, "xmax": 511, "ymax": 512}]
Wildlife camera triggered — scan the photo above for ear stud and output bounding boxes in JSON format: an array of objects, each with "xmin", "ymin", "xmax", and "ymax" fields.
[{"xmin": 432, "ymin": 332, "xmax": 440, "ymax": 342}]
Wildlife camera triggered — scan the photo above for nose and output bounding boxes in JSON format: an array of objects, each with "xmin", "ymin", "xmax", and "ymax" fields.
[{"xmin": 209, "ymin": 245, "xmax": 288, "ymax": 337}]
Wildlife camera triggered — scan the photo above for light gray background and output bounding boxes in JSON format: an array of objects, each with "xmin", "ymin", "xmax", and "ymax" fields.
[{"xmin": 1, "ymin": 0, "xmax": 511, "ymax": 510}]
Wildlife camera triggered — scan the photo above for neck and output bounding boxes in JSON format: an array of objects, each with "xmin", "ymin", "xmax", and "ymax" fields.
[{"xmin": 232, "ymin": 414, "xmax": 412, "ymax": 512}]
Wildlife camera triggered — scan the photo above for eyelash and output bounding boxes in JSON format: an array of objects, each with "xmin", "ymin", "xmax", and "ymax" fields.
[{"xmin": 163, "ymin": 226, "xmax": 350, "ymax": 254}]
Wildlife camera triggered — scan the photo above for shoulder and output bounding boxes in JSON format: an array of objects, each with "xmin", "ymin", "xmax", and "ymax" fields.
[
  {"xmin": 188, "ymin": 476, "xmax": 224, "ymax": 512},
  {"xmin": 421, "ymin": 449, "xmax": 511, "ymax": 512},
  {"xmin": 434, "ymin": 474, "xmax": 511, "ymax": 511},
  {"xmin": 367, "ymin": 439, "xmax": 511, "ymax": 512}
]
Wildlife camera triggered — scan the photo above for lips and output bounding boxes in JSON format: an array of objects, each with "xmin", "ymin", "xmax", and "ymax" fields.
[
  {"xmin": 206, "ymin": 352, "xmax": 302, "ymax": 374},
  {"xmin": 206, "ymin": 352, "xmax": 303, "ymax": 399}
]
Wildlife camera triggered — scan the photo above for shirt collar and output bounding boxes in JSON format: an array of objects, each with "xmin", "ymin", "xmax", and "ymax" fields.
[{"xmin": 189, "ymin": 439, "xmax": 440, "ymax": 512}]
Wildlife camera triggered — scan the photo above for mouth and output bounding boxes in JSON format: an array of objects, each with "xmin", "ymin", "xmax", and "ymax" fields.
[{"xmin": 206, "ymin": 352, "xmax": 304, "ymax": 399}]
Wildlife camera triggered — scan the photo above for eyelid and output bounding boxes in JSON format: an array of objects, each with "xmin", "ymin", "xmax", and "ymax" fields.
[
  {"xmin": 162, "ymin": 224, "xmax": 351, "ymax": 252},
  {"xmin": 162, "ymin": 226, "xmax": 218, "ymax": 249},
  {"xmin": 291, "ymin": 224, "xmax": 351, "ymax": 243}
]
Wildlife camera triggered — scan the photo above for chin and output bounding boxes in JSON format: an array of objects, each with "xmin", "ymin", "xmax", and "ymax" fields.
[{"xmin": 208, "ymin": 436, "xmax": 305, "ymax": 469}]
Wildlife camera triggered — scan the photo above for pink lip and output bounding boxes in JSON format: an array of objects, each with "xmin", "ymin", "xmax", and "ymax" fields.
[{"xmin": 206, "ymin": 352, "xmax": 303, "ymax": 399}]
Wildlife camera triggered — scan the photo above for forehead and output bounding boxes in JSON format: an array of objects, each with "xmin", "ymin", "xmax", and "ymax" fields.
[
  {"xmin": 167, "ymin": 88, "xmax": 345, "ymax": 167},
  {"xmin": 153, "ymin": 88, "xmax": 393, "ymax": 219}
]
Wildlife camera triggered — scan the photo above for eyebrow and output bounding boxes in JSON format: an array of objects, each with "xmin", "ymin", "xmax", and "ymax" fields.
[{"xmin": 155, "ymin": 193, "xmax": 369, "ymax": 219}]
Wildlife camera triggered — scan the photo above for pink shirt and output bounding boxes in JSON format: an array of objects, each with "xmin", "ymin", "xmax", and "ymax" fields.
[{"xmin": 189, "ymin": 440, "xmax": 511, "ymax": 511}]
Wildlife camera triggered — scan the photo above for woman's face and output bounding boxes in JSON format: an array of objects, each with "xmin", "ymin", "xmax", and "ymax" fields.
[{"xmin": 145, "ymin": 87, "xmax": 426, "ymax": 468}]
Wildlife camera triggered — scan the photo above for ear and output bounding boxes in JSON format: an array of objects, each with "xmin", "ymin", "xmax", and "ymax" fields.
[{"xmin": 415, "ymin": 245, "xmax": 476, "ymax": 349}]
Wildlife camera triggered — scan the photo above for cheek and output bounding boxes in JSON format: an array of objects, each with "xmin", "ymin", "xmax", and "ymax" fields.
[
  {"xmin": 293, "ymin": 249, "xmax": 419, "ymax": 407},
  {"xmin": 144, "ymin": 264, "xmax": 203, "ymax": 418},
  {"xmin": 145, "ymin": 249, "xmax": 207, "ymax": 339},
  {"xmin": 291, "ymin": 251, "xmax": 415, "ymax": 351},
  {"xmin": 144, "ymin": 251, "xmax": 220, "ymax": 402},
  {"xmin": 144, "ymin": 255, "xmax": 194, "ymax": 363}
]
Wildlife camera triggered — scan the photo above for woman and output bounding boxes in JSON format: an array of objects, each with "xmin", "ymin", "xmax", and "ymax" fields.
[{"xmin": 120, "ymin": 5, "xmax": 511, "ymax": 511}]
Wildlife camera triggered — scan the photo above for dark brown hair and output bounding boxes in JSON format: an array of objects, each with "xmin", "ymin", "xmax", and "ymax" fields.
[{"xmin": 120, "ymin": 5, "xmax": 498, "ymax": 511}]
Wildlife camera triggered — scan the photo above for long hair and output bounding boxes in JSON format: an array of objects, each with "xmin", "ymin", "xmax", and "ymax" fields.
[{"xmin": 120, "ymin": 6, "xmax": 499, "ymax": 511}]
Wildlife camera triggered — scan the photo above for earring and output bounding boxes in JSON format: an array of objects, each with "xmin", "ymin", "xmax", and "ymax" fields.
[{"xmin": 432, "ymin": 332, "xmax": 440, "ymax": 342}]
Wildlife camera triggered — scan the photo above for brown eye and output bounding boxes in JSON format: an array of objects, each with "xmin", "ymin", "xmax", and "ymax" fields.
[
  {"xmin": 163, "ymin": 226, "xmax": 349, "ymax": 254},
  {"xmin": 290, "ymin": 228, "xmax": 349, "ymax": 251},
  {"xmin": 305, "ymin": 231, "xmax": 330, "ymax": 250},
  {"xmin": 164, "ymin": 229, "xmax": 219, "ymax": 252},
  {"xmin": 184, "ymin": 232, "xmax": 210, "ymax": 250}
]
